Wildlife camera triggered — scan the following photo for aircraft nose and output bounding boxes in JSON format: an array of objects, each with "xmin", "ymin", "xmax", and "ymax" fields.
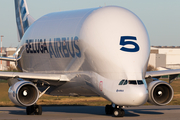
[{"xmin": 130, "ymin": 85, "xmax": 148, "ymax": 105}]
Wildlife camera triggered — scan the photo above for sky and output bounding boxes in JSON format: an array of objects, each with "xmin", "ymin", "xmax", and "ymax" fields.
[{"xmin": 0, "ymin": 0, "xmax": 180, "ymax": 47}]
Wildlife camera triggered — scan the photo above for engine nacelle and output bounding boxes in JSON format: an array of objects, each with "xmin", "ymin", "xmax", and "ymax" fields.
[
  {"xmin": 147, "ymin": 80, "xmax": 174, "ymax": 105},
  {"xmin": 8, "ymin": 81, "xmax": 39, "ymax": 106}
]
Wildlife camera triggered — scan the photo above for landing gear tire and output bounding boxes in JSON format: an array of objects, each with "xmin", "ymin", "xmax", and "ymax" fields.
[
  {"xmin": 34, "ymin": 105, "xmax": 42, "ymax": 115},
  {"xmin": 26, "ymin": 106, "xmax": 34, "ymax": 115},
  {"xmin": 105, "ymin": 105, "xmax": 113, "ymax": 115},
  {"xmin": 26, "ymin": 105, "xmax": 42, "ymax": 115},
  {"xmin": 113, "ymin": 108, "xmax": 124, "ymax": 117}
]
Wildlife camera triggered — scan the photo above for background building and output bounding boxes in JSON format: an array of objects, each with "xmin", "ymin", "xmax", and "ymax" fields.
[
  {"xmin": 149, "ymin": 46, "xmax": 180, "ymax": 70},
  {"xmin": 0, "ymin": 47, "xmax": 16, "ymax": 71}
]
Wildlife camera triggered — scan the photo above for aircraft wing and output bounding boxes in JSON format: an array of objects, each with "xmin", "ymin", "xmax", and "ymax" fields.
[
  {"xmin": 0, "ymin": 71, "xmax": 89, "ymax": 81},
  {"xmin": 146, "ymin": 69, "xmax": 180, "ymax": 83}
]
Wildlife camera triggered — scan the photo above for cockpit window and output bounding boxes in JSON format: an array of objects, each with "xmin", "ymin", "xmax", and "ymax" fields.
[
  {"xmin": 129, "ymin": 80, "xmax": 137, "ymax": 85},
  {"xmin": 119, "ymin": 80, "xmax": 128, "ymax": 85},
  {"xmin": 137, "ymin": 80, "xmax": 144, "ymax": 85},
  {"xmin": 119, "ymin": 80, "xmax": 125, "ymax": 85},
  {"xmin": 123, "ymin": 80, "xmax": 128, "ymax": 85},
  {"xmin": 119, "ymin": 80, "xmax": 144, "ymax": 85}
]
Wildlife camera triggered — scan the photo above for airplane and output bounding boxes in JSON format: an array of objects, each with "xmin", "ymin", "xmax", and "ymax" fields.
[{"xmin": 0, "ymin": 0, "xmax": 180, "ymax": 117}]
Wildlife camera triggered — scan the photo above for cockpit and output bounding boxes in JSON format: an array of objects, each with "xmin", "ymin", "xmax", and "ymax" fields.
[{"xmin": 119, "ymin": 80, "xmax": 144, "ymax": 85}]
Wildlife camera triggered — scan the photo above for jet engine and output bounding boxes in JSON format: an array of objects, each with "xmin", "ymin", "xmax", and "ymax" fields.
[
  {"xmin": 8, "ymin": 81, "xmax": 39, "ymax": 106},
  {"xmin": 147, "ymin": 80, "xmax": 174, "ymax": 105}
]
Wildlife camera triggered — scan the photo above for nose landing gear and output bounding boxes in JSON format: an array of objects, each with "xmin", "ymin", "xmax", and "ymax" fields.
[
  {"xmin": 105, "ymin": 104, "xmax": 125, "ymax": 117},
  {"xmin": 113, "ymin": 108, "xmax": 125, "ymax": 117}
]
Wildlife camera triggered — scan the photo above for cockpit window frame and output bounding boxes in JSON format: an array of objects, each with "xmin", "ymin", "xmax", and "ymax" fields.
[
  {"xmin": 137, "ymin": 80, "xmax": 144, "ymax": 85},
  {"xmin": 123, "ymin": 80, "xmax": 128, "ymax": 85},
  {"xmin": 128, "ymin": 80, "xmax": 137, "ymax": 85},
  {"xmin": 119, "ymin": 80, "xmax": 144, "ymax": 85},
  {"xmin": 119, "ymin": 80, "xmax": 125, "ymax": 85}
]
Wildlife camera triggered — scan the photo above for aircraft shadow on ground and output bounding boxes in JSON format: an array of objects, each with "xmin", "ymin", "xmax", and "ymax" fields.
[
  {"xmin": 5, "ymin": 106, "xmax": 180, "ymax": 117},
  {"xmin": 124, "ymin": 106, "xmax": 180, "ymax": 117},
  {"xmin": 125, "ymin": 109, "xmax": 163, "ymax": 117}
]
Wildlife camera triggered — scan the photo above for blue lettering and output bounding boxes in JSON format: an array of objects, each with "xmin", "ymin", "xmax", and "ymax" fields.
[
  {"xmin": 54, "ymin": 38, "xmax": 60, "ymax": 58},
  {"xmin": 43, "ymin": 39, "xmax": 49, "ymax": 53},
  {"xmin": 120, "ymin": 36, "xmax": 139, "ymax": 52},
  {"xmin": 29, "ymin": 39, "xmax": 33, "ymax": 53},
  {"xmin": 39, "ymin": 39, "xmax": 43, "ymax": 53},
  {"xmin": 35, "ymin": 39, "xmax": 39, "ymax": 53},
  {"xmin": 74, "ymin": 36, "xmax": 81, "ymax": 57},
  {"xmin": 116, "ymin": 89, "xmax": 124, "ymax": 92},
  {"xmin": 67, "ymin": 37, "xmax": 75, "ymax": 58},
  {"xmin": 26, "ymin": 40, "xmax": 29, "ymax": 53},
  {"xmin": 56, "ymin": 38, "xmax": 64, "ymax": 57},
  {"xmin": 49, "ymin": 39, "xmax": 57, "ymax": 58},
  {"xmin": 32, "ymin": 40, "xmax": 36, "ymax": 53},
  {"xmin": 62, "ymin": 37, "xmax": 69, "ymax": 57},
  {"xmin": 25, "ymin": 37, "xmax": 81, "ymax": 58}
]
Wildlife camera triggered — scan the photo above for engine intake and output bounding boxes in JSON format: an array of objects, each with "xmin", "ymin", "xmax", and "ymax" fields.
[
  {"xmin": 8, "ymin": 81, "xmax": 39, "ymax": 106},
  {"xmin": 147, "ymin": 80, "xmax": 174, "ymax": 106}
]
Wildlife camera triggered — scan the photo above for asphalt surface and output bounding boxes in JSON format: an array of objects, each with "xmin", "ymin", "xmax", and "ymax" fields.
[{"xmin": 0, "ymin": 105, "xmax": 180, "ymax": 120}]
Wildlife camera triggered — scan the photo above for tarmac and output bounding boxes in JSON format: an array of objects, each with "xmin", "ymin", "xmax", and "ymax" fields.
[{"xmin": 0, "ymin": 105, "xmax": 179, "ymax": 120}]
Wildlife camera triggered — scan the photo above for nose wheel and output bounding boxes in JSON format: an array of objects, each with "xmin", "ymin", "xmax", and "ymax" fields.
[
  {"xmin": 113, "ymin": 108, "xmax": 124, "ymax": 117},
  {"xmin": 26, "ymin": 105, "xmax": 42, "ymax": 115},
  {"xmin": 105, "ymin": 104, "xmax": 125, "ymax": 117}
]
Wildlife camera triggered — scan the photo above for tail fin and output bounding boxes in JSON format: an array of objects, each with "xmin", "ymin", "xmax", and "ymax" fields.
[{"xmin": 14, "ymin": 0, "xmax": 35, "ymax": 41}]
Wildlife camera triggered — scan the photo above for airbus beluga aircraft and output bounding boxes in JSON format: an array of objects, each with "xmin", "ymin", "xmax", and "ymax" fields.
[{"xmin": 1, "ymin": 0, "xmax": 180, "ymax": 117}]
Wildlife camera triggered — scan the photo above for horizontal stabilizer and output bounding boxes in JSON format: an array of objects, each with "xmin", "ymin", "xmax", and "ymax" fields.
[{"xmin": 0, "ymin": 57, "xmax": 18, "ymax": 62}]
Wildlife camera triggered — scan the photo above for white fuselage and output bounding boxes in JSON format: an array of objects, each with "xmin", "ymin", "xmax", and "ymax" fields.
[{"xmin": 17, "ymin": 6, "xmax": 150, "ymax": 106}]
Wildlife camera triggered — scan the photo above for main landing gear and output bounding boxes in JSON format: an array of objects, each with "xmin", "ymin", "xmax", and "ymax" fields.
[
  {"xmin": 26, "ymin": 105, "xmax": 42, "ymax": 115},
  {"xmin": 105, "ymin": 104, "xmax": 125, "ymax": 117},
  {"xmin": 26, "ymin": 85, "xmax": 50, "ymax": 115}
]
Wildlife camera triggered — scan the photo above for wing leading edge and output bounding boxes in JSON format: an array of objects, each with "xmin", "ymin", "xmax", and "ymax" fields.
[
  {"xmin": 0, "ymin": 71, "xmax": 92, "ymax": 82},
  {"xmin": 146, "ymin": 69, "xmax": 180, "ymax": 83},
  {"xmin": 0, "ymin": 71, "xmax": 83, "ymax": 81}
]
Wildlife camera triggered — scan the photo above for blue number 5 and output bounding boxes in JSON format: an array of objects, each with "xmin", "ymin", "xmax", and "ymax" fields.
[{"xmin": 120, "ymin": 36, "xmax": 140, "ymax": 52}]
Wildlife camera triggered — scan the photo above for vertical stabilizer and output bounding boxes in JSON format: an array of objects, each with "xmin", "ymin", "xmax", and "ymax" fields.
[{"xmin": 14, "ymin": 0, "xmax": 35, "ymax": 41}]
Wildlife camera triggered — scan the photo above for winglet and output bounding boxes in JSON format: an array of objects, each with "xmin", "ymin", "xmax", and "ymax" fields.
[{"xmin": 14, "ymin": 0, "xmax": 35, "ymax": 41}]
